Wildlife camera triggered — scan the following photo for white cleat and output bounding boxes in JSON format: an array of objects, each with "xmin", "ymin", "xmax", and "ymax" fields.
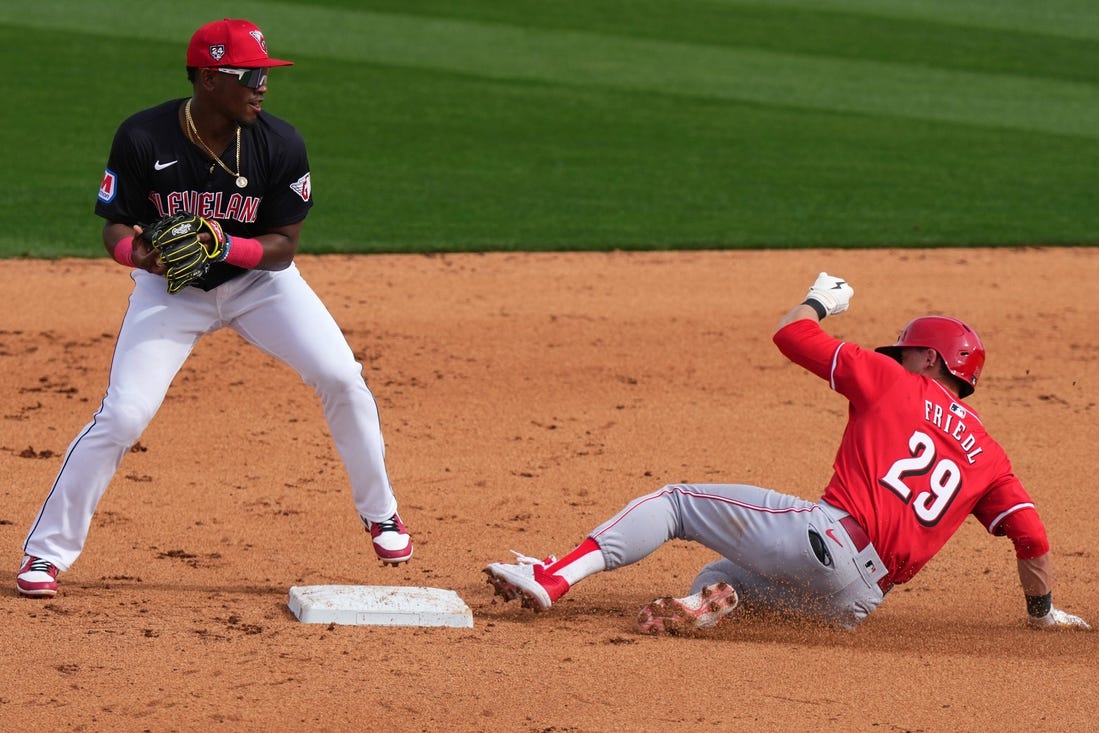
[{"xmin": 636, "ymin": 582, "xmax": 739, "ymax": 635}]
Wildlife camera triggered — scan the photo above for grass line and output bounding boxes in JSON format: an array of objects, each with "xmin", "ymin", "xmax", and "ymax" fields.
[{"xmin": 3, "ymin": 2, "xmax": 1099, "ymax": 254}]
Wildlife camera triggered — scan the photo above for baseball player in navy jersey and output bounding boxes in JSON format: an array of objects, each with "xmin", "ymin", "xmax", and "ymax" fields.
[
  {"xmin": 485, "ymin": 273, "xmax": 1090, "ymax": 634},
  {"xmin": 17, "ymin": 18, "xmax": 411, "ymax": 598}
]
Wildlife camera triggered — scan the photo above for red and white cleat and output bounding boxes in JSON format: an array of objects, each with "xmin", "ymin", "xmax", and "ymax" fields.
[
  {"xmin": 363, "ymin": 513, "xmax": 413, "ymax": 565},
  {"xmin": 17, "ymin": 555, "xmax": 60, "ymax": 598},
  {"xmin": 483, "ymin": 551, "xmax": 569, "ymax": 611},
  {"xmin": 636, "ymin": 582, "xmax": 739, "ymax": 635}
]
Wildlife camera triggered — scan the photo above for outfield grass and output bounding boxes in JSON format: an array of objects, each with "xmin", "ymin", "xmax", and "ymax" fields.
[{"xmin": 2, "ymin": 0, "xmax": 1099, "ymax": 256}]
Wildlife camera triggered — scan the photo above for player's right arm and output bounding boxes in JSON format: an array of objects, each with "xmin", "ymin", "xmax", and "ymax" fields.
[
  {"xmin": 97, "ymin": 111, "xmax": 166, "ymax": 274},
  {"xmin": 103, "ymin": 221, "xmax": 165, "ymax": 275},
  {"xmin": 1018, "ymin": 553, "xmax": 1089, "ymax": 629},
  {"xmin": 987, "ymin": 501, "xmax": 1090, "ymax": 630}
]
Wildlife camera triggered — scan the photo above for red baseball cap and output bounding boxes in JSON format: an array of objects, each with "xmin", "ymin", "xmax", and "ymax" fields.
[{"xmin": 186, "ymin": 18, "xmax": 293, "ymax": 69}]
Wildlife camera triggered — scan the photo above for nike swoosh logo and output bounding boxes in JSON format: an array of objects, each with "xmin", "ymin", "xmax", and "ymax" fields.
[
  {"xmin": 154, "ymin": 160, "xmax": 178, "ymax": 171},
  {"xmin": 824, "ymin": 528, "xmax": 844, "ymax": 547}
]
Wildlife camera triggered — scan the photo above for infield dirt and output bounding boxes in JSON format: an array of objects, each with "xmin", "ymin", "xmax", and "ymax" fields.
[{"xmin": 2, "ymin": 248, "xmax": 1096, "ymax": 731}]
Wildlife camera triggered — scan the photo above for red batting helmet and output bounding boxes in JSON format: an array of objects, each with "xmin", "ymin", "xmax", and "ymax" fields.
[{"xmin": 875, "ymin": 316, "xmax": 985, "ymax": 398}]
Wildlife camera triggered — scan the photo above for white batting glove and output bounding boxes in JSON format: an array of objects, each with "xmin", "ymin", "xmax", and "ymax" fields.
[
  {"xmin": 1027, "ymin": 607, "xmax": 1091, "ymax": 630},
  {"xmin": 804, "ymin": 272, "xmax": 854, "ymax": 317}
]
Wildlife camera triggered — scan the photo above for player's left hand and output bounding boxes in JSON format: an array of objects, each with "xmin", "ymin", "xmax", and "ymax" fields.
[
  {"xmin": 1027, "ymin": 607, "xmax": 1091, "ymax": 630},
  {"xmin": 805, "ymin": 272, "xmax": 854, "ymax": 316},
  {"xmin": 143, "ymin": 213, "xmax": 229, "ymax": 293}
]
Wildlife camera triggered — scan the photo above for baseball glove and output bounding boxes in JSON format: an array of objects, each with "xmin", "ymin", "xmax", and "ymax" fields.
[{"xmin": 142, "ymin": 212, "xmax": 229, "ymax": 294}]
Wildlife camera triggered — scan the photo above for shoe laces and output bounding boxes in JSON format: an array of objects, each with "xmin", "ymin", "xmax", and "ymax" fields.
[
  {"xmin": 367, "ymin": 514, "xmax": 406, "ymax": 536},
  {"xmin": 28, "ymin": 558, "xmax": 54, "ymax": 573},
  {"xmin": 509, "ymin": 550, "xmax": 557, "ymax": 567}
]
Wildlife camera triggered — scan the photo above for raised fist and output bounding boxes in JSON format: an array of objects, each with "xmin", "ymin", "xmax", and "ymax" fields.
[{"xmin": 805, "ymin": 272, "xmax": 854, "ymax": 317}]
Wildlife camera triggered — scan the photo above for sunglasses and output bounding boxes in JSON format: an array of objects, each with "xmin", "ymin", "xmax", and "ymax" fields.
[{"xmin": 216, "ymin": 67, "xmax": 269, "ymax": 89}]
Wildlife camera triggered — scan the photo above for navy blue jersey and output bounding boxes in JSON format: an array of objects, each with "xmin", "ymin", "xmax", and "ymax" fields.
[{"xmin": 96, "ymin": 98, "xmax": 313, "ymax": 289}]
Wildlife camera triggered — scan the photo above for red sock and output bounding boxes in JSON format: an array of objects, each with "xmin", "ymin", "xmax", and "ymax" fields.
[{"xmin": 544, "ymin": 537, "xmax": 606, "ymax": 588}]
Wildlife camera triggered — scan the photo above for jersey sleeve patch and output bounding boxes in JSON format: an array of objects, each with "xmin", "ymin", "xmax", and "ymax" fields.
[
  {"xmin": 98, "ymin": 168, "xmax": 118, "ymax": 203},
  {"xmin": 290, "ymin": 172, "xmax": 311, "ymax": 202}
]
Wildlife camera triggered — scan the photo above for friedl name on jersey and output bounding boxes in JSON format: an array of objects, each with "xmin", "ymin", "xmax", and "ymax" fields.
[
  {"xmin": 924, "ymin": 400, "xmax": 983, "ymax": 464},
  {"xmin": 148, "ymin": 191, "xmax": 260, "ymax": 223}
]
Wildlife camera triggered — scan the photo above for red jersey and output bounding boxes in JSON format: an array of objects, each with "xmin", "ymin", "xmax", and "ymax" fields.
[{"xmin": 773, "ymin": 319, "xmax": 1039, "ymax": 584}]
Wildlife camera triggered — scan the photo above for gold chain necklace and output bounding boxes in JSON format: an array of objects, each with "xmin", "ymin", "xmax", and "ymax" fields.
[{"xmin": 184, "ymin": 99, "xmax": 247, "ymax": 188}]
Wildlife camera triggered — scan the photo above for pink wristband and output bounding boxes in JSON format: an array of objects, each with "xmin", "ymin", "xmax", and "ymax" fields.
[
  {"xmin": 223, "ymin": 236, "xmax": 264, "ymax": 269},
  {"xmin": 112, "ymin": 236, "xmax": 136, "ymax": 267}
]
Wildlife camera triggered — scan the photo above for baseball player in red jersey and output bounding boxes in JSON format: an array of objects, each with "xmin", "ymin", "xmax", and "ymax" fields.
[
  {"xmin": 16, "ymin": 19, "xmax": 411, "ymax": 598},
  {"xmin": 484, "ymin": 273, "xmax": 1090, "ymax": 634}
]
